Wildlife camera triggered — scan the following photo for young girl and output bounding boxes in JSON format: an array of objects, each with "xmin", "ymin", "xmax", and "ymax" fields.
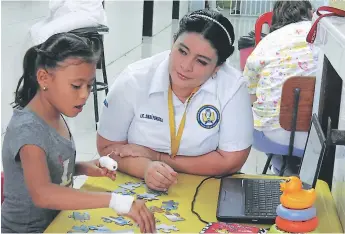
[{"xmin": 1, "ymin": 33, "xmax": 155, "ymax": 233}]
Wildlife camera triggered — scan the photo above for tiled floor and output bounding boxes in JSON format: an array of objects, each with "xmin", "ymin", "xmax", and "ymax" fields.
[
  {"xmin": 1, "ymin": 13, "xmax": 269, "ymax": 188},
  {"xmin": 68, "ymin": 14, "xmax": 269, "ymax": 189}
]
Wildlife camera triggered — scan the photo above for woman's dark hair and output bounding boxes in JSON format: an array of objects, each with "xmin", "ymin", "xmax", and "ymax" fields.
[
  {"xmin": 14, "ymin": 32, "xmax": 101, "ymax": 108},
  {"xmin": 270, "ymin": 1, "xmax": 313, "ymax": 32},
  {"xmin": 173, "ymin": 9, "xmax": 235, "ymax": 66}
]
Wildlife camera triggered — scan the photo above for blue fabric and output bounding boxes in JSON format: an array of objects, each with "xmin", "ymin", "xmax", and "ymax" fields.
[
  {"xmin": 253, "ymin": 129, "xmax": 304, "ymax": 174},
  {"xmin": 253, "ymin": 129, "xmax": 304, "ymax": 157}
]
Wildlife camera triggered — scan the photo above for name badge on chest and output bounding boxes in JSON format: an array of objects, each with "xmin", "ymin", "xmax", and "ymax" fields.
[{"xmin": 140, "ymin": 113, "xmax": 164, "ymax": 123}]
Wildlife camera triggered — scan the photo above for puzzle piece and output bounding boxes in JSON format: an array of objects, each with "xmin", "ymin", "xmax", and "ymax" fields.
[
  {"xmin": 149, "ymin": 206, "xmax": 165, "ymax": 213},
  {"xmin": 88, "ymin": 224, "xmax": 113, "ymax": 233},
  {"xmin": 161, "ymin": 200, "xmax": 179, "ymax": 211},
  {"xmin": 68, "ymin": 212, "xmax": 90, "ymax": 222},
  {"xmin": 119, "ymin": 182, "xmax": 142, "ymax": 190},
  {"xmin": 110, "ymin": 188, "xmax": 135, "ymax": 195},
  {"xmin": 94, "ymin": 229, "xmax": 112, "ymax": 233},
  {"xmin": 143, "ymin": 184, "xmax": 168, "ymax": 196},
  {"xmin": 111, "ymin": 230, "xmax": 135, "ymax": 234},
  {"xmin": 147, "ymin": 188, "xmax": 168, "ymax": 196},
  {"xmin": 68, "ymin": 225, "xmax": 89, "ymax": 233},
  {"xmin": 101, "ymin": 216, "xmax": 133, "ymax": 226},
  {"xmin": 137, "ymin": 193, "xmax": 159, "ymax": 201},
  {"xmin": 156, "ymin": 224, "xmax": 179, "ymax": 233},
  {"xmin": 164, "ymin": 212, "xmax": 185, "ymax": 222}
]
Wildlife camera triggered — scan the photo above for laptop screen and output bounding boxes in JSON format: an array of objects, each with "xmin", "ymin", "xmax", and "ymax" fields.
[{"xmin": 298, "ymin": 116, "xmax": 326, "ymax": 187}]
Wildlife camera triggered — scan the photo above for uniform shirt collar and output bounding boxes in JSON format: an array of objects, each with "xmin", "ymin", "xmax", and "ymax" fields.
[
  {"xmin": 199, "ymin": 75, "xmax": 217, "ymax": 96},
  {"xmin": 149, "ymin": 55, "xmax": 170, "ymax": 95}
]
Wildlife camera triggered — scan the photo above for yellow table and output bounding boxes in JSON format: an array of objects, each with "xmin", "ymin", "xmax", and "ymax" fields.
[{"xmin": 45, "ymin": 173, "xmax": 343, "ymax": 233}]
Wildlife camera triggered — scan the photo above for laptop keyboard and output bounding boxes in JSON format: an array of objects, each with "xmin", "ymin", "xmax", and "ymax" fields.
[{"xmin": 244, "ymin": 180, "xmax": 282, "ymax": 217}]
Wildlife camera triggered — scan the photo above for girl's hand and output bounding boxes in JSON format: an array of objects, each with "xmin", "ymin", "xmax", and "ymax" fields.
[
  {"xmin": 126, "ymin": 199, "xmax": 156, "ymax": 233},
  {"xmin": 77, "ymin": 159, "xmax": 116, "ymax": 180},
  {"xmin": 113, "ymin": 144, "xmax": 160, "ymax": 160}
]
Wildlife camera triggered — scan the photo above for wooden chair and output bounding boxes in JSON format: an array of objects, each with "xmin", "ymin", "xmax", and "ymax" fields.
[{"xmin": 262, "ymin": 76, "xmax": 316, "ymax": 175}]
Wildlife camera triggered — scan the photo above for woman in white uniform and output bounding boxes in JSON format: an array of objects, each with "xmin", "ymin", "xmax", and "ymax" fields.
[{"xmin": 97, "ymin": 9, "xmax": 254, "ymax": 191}]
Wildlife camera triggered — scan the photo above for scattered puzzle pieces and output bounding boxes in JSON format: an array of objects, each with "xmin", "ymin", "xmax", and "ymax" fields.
[
  {"xmin": 147, "ymin": 189, "xmax": 168, "ymax": 196},
  {"xmin": 157, "ymin": 224, "xmax": 179, "ymax": 233},
  {"xmin": 89, "ymin": 225, "xmax": 113, "ymax": 233},
  {"xmin": 68, "ymin": 225, "xmax": 89, "ymax": 233},
  {"xmin": 68, "ymin": 212, "xmax": 90, "ymax": 222},
  {"xmin": 137, "ymin": 193, "xmax": 159, "ymax": 201},
  {"xmin": 161, "ymin": 200, "xmax": 179, "ymax": 211},
  {"xmin": 101, "ymin": 216, "xmax": 133, "ymax": 226},
  {"xmin": 119, "ymin": 182, "xmax": 142, "ymax": 190},
  {"xmin": 164, "ymin": 212, "xmax": 185, "ymax": 222},
  {"xmin": 111, "ymin": 229, "xmax": 135, "ymax": 234},
  {"xmin": 110, "ymin": 187, "xmax": 136, "ymax": 195},
  {"xmin": 143, "ymin": 184, "xmax": 168, "ymax": 196},
  {"xmin": 149, "ymin": 206, "xmax": 165, "ymax": 213}
]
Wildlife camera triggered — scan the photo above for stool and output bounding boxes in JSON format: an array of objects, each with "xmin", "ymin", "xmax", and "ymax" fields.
[
  {"xmin": 69, "ymin": 25, "xmax": 109, "ymax": 130},
  {"xmin": 255, "ymin": 11, "xmax": 273, "ymax": 45}
]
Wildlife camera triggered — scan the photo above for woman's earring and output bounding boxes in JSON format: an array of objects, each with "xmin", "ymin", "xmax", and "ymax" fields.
[
  {"xmin": 43, "ymin": 86, "xmax": 47, "ymax": 91},
  {"xmin": 212, "ymin": 72, "xmax": 217, "ymax": 79}
]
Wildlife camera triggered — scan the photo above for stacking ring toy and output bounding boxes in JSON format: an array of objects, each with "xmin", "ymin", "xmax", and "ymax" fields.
[
  {"xmin": 280, "ymin": 194, "xmax": 316, "ymax": 210},
  {"xmin": 268, "ymin": 224, "xmax": 318, "ymax": 233},
  {"xmin": 276, "ymin": 216, "xmax": 318, "ymax": 233},
  {"xmin": 276, "ymin": 204, "xmax": 316, "ymax": 221},
  {"xmin": 280, "ymin": 176, "xmax": 316, "ymax": 210}
]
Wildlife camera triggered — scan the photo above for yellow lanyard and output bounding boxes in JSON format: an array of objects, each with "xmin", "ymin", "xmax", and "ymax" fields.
[{"xmin": 168, "ymin": 84, "xmax": 199, "ymax": 158}]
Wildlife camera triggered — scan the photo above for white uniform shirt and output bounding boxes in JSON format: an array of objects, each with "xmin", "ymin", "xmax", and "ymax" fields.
[{"xmin": 98, "ymin": 51, "xmax": 253, "ymax": 156}]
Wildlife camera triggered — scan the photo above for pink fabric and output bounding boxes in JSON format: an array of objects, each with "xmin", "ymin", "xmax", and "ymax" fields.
[
  {"xmin": 1, "ymin": 172, "xmax": 4, "ymax": 204},
  {"xmin": 240, "ymin": 47, "xmax": 254, "ymax": 71}
]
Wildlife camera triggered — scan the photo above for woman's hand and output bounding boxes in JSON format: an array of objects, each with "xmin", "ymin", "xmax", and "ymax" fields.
[
  {"xmin": 126, "ymin": 199, "xmax": 156, "ymax": 233},
  {"xmin": 76, "ymin": 159, "xmax": 116, "ymax": 180},
  {"xmin": 113, "ymin": 144, "xmax": 160, "ymax": 160},
  {"xmin": 144, "ymin": 161, "xmax": 178, "ymax": 191}
]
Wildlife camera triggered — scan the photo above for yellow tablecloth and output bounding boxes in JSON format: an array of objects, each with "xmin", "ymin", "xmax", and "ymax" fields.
[{"xmin": 45, "ymin": 173, "xmax": 343, "ymax": 233}]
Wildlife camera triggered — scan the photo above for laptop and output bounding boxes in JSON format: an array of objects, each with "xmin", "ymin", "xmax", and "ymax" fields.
[{"xmin": 216, "ymin": 114, "xmax": 331, "ymax": 224}]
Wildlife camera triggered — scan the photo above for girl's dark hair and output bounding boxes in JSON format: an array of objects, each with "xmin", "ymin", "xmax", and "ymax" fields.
[
  {"xmin": 173, "ymin": 9, "xmax": 235, "ymax": 66},
  {"xmin": 270, "ymin": 1, "xmax": 313, "ymax": 33},
  {"xmin": 14, "ymin": 32, "xmax": 101, "ymax": 108}
]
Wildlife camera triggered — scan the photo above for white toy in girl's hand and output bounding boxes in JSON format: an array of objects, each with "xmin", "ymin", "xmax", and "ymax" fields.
[{"xmin": 99, "ymin": 155, "xmax": 118, "ymax": 171}]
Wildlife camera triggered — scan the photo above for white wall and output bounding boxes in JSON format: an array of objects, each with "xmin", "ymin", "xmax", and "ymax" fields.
[
  {"xmin": 1, "ymin": 1, "xmax": 144, "ymax": 134},
  {"xmin": 103, "ymin": 0, "xmax": 144, "ymax": 64},
  {"xmin": 189, "ymin": 0, "xmax": 205, "ymax": 12},
  {"xmin": 152, "ymin": 1, "xmax": 173, "ymax": 36},
  {"xmin": 1, "ymin": 1, "xmax": 49, "ymax": 134},
  {"xmin": 179, "ymin": 0, "xmax": 190, "ymax": 20}
]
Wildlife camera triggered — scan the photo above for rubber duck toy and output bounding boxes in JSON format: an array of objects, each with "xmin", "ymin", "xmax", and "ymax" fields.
[{"xmin": 280, "ymin": 176, "xmax": 316, "ymax": 209}]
